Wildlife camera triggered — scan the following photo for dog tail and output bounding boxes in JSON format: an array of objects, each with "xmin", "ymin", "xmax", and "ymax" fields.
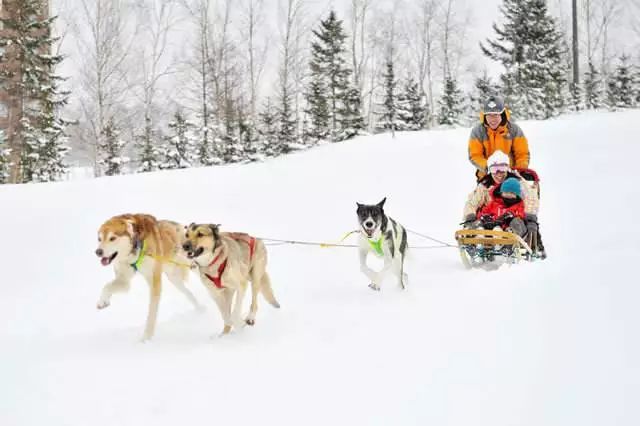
[{"xmin": 260, "ymin": 273, "xmax": 280, "ymax": 308}]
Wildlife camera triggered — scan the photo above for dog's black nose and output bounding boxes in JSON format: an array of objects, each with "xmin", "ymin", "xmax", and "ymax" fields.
[
  {"xmin": 365, "ymin": 221, "xmax": 374, "ymax": 229},
  {"xmin": 95, "ymin": 248, "xmax": 103, "ymax": 257},
  {"xmin": 182, "ymin": 242, "xmax": 192, "ymax": 252}
]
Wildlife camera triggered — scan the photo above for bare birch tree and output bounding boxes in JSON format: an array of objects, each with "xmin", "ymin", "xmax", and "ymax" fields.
[
  {"xmin": 72, "ymin": 0, "xmax": 136, "ymax": 175},
  {"xmin": 133, "ymin": 0, "xmax": 180, "ymax": 171}
]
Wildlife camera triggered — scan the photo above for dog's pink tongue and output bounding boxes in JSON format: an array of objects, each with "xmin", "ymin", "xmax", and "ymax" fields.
[{"xmin": 101, "ymin": 257, "xmax": 110, "ymax": 266}]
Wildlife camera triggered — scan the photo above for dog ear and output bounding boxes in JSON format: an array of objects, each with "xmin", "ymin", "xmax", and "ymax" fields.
[
  {"xmin": 377, "ymin": 197, "xmax": 387, "ymax": 209},
  {"xmin": 208, "ymin": 224, "xmax": 221, "ymax": 239},
  {"xmin": 125, "ymin": 219, "xmax": 136, "ymax": 239},
  {"xmin": 356, "ymin": 202, "xmax": 363, "ymax": 209}
]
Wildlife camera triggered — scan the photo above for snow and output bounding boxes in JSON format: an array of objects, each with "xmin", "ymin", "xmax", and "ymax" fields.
[{"xmin": 1, "ymin": 110, "xmax": 640, "ymax": 426}]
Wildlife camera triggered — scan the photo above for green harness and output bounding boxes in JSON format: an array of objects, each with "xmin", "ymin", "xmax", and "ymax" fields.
[
  {"xmin": 130, "ymin": 240, "xmax": 146, "ymax": 271},
  {"xmin": 368, "ymin": 237, "xmax": 384, "ymax": 257}
]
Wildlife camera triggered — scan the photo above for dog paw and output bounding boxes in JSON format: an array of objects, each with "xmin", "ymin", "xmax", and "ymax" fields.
[
  {"xmin": 217, "ymin": 324, "xmax": 232, "ymax": 337},
  {"xmin": 96, "ymin": 299, "xmax": 111, "ymax": 309},
  {"xmin": 368, "ymin": 283, "xmax": 380, "ymax": 291}
]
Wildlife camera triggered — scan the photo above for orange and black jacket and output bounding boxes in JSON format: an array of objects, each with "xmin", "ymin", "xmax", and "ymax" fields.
[{"xmin": 468, "ymin": 109, "xmax": 529, "ymax": 180}]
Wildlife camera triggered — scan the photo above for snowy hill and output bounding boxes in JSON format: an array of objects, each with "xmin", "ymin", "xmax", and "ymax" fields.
[{"xmin": 1, "ymin": 110, "xmax": 639, "ymax": 426}]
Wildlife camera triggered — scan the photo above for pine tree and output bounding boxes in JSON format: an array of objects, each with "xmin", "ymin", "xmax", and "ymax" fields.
[
  {"xmin": 607, "ymin": 54, "xmax": 636, "ymax": 110},
  {"xmin": 635, "ymin": 65, "xmax": 640, "ymax": 106},
  {"xmin": 396, "ymin": 77, "xmax": 427, "ymax": 131},
  {"xmin": 308, "ymin": 10, "xmax": 352, "ymax": 141},
  {"xmin": 237, "ymin": 106, "xmax": 259, "ymax": 162},
  {"xmin": 377, "ymin": 59, "xmax": 398, "ymax": 132},
  {"xmin": 305, "ymin": 52, "xmax": 330, "ymax": 142},
  {"xmin": 276, "ymin": 87, "xmax": 296, "ymax": 154},
  {"xmin": 568, "ymin": 82, "xmax": 585, "ymax": 112},
  {"xmin": 481, "ymin": 0, "xmax": 567, "ymax": 119},
  {"xmin": 583, "ymin": 62, "xmax": 603, "ymax": 110},
  {"xmin": 218, "ymin": 98, "xmax": 245, "ymax": 164},
  {"xmin": 162, "ymin": 111, "xmax": 197, "ymax": 170},
  {"xmin": 0, "ymin": 0, "xmax": 71, "ymax": 183},
  {"xmin": 0, "ymin": 129, "xmax": 10, "ymax": 184},
  {"xmin": 98, "ymin": 119, "xmax": 128, "ymax": 176},
  {"xmin": 135, "ymin": 116, "xmax": 162, "ymax": 172},
  {"xmin": 195, "ymin": 112, "xmax": 223, "ymax": 166},
  {"xmin": 438, "ymin": 75, "xmax": 464, "ymax": 126},
  {"xmin": 338, "ymin": 85, "xmax": 366, "ymax": 139},
  {"xmin": 258, "ymin": 98, "xmax": 278, "ymax": 155}
]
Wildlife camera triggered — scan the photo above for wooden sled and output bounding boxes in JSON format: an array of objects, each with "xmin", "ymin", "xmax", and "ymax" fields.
[{"xmin": 455, "ymin": 229, "xmax": 533, "ymax": 269}]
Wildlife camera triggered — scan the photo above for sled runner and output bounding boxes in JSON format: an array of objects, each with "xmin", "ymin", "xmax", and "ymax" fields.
[{"xmin": 455, "ymin": 228, "xmax": 533, "ymax": 269}]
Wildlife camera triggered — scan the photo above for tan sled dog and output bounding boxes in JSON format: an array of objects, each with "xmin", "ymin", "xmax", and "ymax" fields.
[
  {"xmin": 182, "ymin": 224, "xmax": 280, "ymax": 335},
  {"xmin": 95, "ymin": 214, "xmax": 201, "ymax": 341}
]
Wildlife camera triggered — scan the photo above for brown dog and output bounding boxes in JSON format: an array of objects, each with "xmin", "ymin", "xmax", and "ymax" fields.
[
  {"xmin": 95, "ymin": 214, "xmax": 201, "ymax": 341},
  {"xmin": 182, "ymin": 224, "xmax": 279, "ymax": 336}
]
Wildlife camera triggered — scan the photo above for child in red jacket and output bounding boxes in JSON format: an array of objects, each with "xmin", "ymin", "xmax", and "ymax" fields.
[{"xmin": 476, "ymin": 177, "xmax": 527, "ymax": 236}]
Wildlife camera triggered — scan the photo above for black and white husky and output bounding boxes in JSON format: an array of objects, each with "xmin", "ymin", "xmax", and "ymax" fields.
[{"xmin": 356, "ymin": 198, "xmax": 408, "ymax": 291}]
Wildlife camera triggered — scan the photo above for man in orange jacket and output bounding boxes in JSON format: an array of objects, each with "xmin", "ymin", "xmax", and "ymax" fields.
[{"xmin": 468, "ymin": 96, "xmax": 530, "ymax": 181}]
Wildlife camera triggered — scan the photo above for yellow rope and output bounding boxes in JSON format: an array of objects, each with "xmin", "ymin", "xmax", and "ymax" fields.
[{"xmin": 319, "ymin": 230, "xmax": 359, "ymax": 248}]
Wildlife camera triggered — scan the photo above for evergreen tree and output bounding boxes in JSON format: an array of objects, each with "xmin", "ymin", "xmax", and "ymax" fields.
[
  {"xmin": 568, "ymin": 82, "xmax": 585, "ymax": 112},
  {"xmin": 481, "ymin": 0, "xmax": 567, "ymax": 119},
  {"xmin": 0, "ymin": 0, "xmax": 71, "ymax": 182},
  {"xmin": 135, "ymin": 116, "xmax": 162, "ymax": 172},
  {"xmin": 276, "ymin": 87, "xmax": 296, "ymax": 154},
  {"xmin": 308, "ymin": 10, "xmax": 352, "ymax": 141},
  {"xmin": 377, "ymin": 59, "xmax": 398, "ymax": 131},
  {"xmin": 305, "ymin": 53, "xmax": 330, "ymax": 142},
  {"xmin": 258, "ymin": 98, "xmax": 278, "ymax": 154},
  {"xmin": 437, "ymin": 75, "xmax": 464, "ymax": 126},
  {"xmin": 0, "ymin": 129, "xmax": 10, "ymax": 184},
  {"xmin": 338, "ymin": 85, "xmax": 366, "ymax": 139},
  {"xmin": 635, "ymin": 64, "xmax": 640, "ymax": 105},
  {"xmin": 396, "ymin": 77, "xmax": 427, "ymax": 131},
  {"xmin": 218, "ymin": 98, "xmax": 245, "ymax": 164},
  {"xmin": 162, "ymin": 111, "xmax": 197, "ymax": 170},
  {"xmin": 607, "ymin": 54, "xmax": 636, "ymax": 110},
  {"xmin": 195, "ymin": 112, "xmax": 223, "ymax": 166},
  {"xmin": 98, "ymin": 119, "xmax": 128, "ymax": 176},
  {"xmin": 583, "ymin": 62, "xmax": 604, "ymax": 110}
]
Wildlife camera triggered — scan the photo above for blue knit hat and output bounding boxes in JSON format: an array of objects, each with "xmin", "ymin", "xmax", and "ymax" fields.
[{"xmin": 500, "ymin": 178, "xmax": 521, "ymax": 198}]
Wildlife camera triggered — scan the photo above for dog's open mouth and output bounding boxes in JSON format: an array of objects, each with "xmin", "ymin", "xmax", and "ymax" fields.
[
  {"xmin": 362, "ymin": 227, "xmax": 374, "ymax": 238},
  {"xmin": 101, "ymin": 252, "xmax": 118, "ymax": 266},
  {"xmin": 186, "ymin": 246, "xmax": 204, "ymax": 259}
]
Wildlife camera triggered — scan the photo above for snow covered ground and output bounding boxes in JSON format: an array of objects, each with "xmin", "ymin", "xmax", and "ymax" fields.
[{"xmin": 1, "ymin": 110, "xmax": 639, "ymax": 426}]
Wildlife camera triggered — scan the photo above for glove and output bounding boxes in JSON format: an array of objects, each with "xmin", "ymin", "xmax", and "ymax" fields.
[
  {"xmin": 525, "ymin": 213, "xmax": 538, "ymax": 233},
  {"xmin": 499, "ymin": 211, "xmax": 515, "ymax": 223},
  {"xmin": 461, "ymin": 213, "xmax": 477, "ymax": 228}
]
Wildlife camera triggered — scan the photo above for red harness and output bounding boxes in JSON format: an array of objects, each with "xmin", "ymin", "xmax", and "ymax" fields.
[{"xmin": 204, "ymin": 235, "xmax": 256, "ymax": 289}]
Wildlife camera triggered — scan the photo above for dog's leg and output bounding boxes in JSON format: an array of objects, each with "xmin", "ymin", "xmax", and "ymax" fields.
[
  {"xmin": 165, "ymin": 264, "xmax": 203, "ymax": 311},
  {"xmin": 206, "ymin": 288, "xmax": 231, "ymax": 336},
  {"xmin": 221, "ymin": 288, "xmax": 235, "ymax": 335},
  {"xmin": 393, "ymin": 257, "xmax": 407, "ymax": 290},
  {"xmin": 231, "ymin": 281, "xmax": 248, "ymax": 328},
  {"xmin": 370, "ymin": 255, "xmax": 392, "ymax": 291},
  {"xmin": 209, "ymin": 287, "xmax": 234, "ymax": 336},
  {"xmin": 359, "ymin": 246, "xmax": 379, "ymax": 290},
  {"xmin": 142, "ymin": 264, "xmax": 163, "ymax": 341},
  {"xmin": 246, "ymin": 276, "xmax": 259, "ymax": 326},
  {"xmin": 96, "ymin": 270, "xmax": 134, "ymax": 309}
]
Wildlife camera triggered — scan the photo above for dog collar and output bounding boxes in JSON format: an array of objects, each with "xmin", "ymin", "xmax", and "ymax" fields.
[
  {"xmin": 368, "ymin": 237, "xmax": 384, "ymax": 257},
  {"xmin": 130, "ymin": 240, "xmax": 146, "ymax": 271}
]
